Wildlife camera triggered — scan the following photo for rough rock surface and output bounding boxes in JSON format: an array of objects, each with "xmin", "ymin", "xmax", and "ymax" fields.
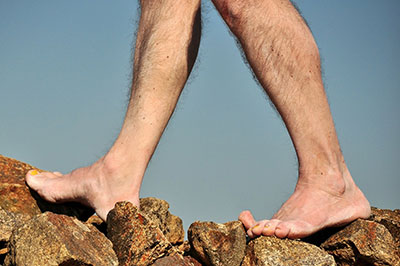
[
  {"xmin": 242, "ymin": 236, "xmax": 336, "ymax": 266},
  {"xmin": 188, "ymin": 221, "xmax": 246, "ymax": 266},
  {"xmin": 152, "ymin": 254, "xmax": 202, "ymax": 266},
  {"xmin": 321, "ymin": 219, "xmax": 400, "ymax": 266},
  {"xmin": 107, "ymin": 201, "xmax": 176, "ymax": 266},
  {"xmin": 369, "ymin": 207, "xmax": 400, "ymax": 253},
  {"xmin": 0, "ymin": 207, "xmax": 29, "ymax": 244},
  {"xmin": 140, "ymin": 197, "xmax": 185, "ymax": 245},
  {"xmin": 86, "ymin": 214, "xmax": 107, "ymax": 235},
  {"xmin": 177, "ymin": 241, "xmax": 191, "ymax": 254},
  {"xmin": 0, "ymin": 154, "xmax": 93, "ymax": 220},
  {"xmin": 4, "ymin": 212, "xmax": 118, "ymax": 266}
]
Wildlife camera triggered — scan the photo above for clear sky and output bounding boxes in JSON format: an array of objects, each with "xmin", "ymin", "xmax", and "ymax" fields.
[{"xmin": 1, "ymin": 1, "xmax": 399, "ymax": 232}]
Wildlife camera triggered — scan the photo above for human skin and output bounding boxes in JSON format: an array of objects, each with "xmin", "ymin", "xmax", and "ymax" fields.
[
  {"xmin": 210, "ymin": 0, "xmax": 370, "ymax": 238},
  {"xmin": 26, "ymin": 0, "xmax": 201, "ymax": 220},
  {"xmin": 26, "ymin": 0, "xmax": 370, "ymax": 239}
]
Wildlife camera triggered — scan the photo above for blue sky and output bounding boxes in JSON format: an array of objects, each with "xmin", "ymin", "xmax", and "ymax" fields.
[{"xmin": 1, "ymin": 1, "xmax": 399, "ymax": 231}]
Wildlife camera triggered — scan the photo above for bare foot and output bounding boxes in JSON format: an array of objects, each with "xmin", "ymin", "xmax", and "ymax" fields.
[
  {"xmin": 239, "ymin": 170, "xmax": 371, "ymax": 239},
  {"xmin": 25, "ymin": 155, "xmax": 142, "ymax": 220}
]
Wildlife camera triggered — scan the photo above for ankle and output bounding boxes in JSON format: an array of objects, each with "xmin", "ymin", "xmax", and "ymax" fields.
[
  {"xmin": 297, "ymin": 161, "xmax": 351, "ymax": 196},
  {"xmin": 101, "ymin": 149, "xmax": 146, "ymax": 175}
]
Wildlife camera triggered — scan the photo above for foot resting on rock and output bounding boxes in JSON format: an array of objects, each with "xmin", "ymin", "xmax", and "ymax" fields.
[{"xmin": 25, "ymin": 155, "xmax": 142, "ymax": 220}]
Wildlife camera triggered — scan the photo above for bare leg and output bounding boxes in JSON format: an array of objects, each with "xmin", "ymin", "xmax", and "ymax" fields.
[
  {"xmin": 212, "ymin": 0, "xmax": 370, "ymax": 238},
  {"xmin": 26, "ymin": 0, "xmax": 201, "ymax": 220}
]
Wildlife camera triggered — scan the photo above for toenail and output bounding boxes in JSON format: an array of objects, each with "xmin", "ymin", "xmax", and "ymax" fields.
[
  {"xmin": 30, "ymin": 170, "xmax": 39, "ymax": 176},
  {"xmin": 252, "ymin": 224, "xmax": 260, "ymax": 230},
  {"xmin": 264, "ymin": 224, "xmax": 270, "ymax": 228}
]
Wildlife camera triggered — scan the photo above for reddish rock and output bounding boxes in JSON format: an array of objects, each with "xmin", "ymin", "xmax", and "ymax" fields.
[
  {"xmin": 140, "ymin": 197, "xmax": 185, "ymax": 245},
  {"xmin": 4, "ymin": 212, "xmax": 118, "ymax": 266},
  {"xmin": 184, "ymin": 256, "xmax": 203, "ymax": 266},
  {"xmin": 153, "ymin": 254, "xmax": 202, "ymax": 266},
  {"xmin": 321, "ymin": 219, "xmax": 399, "ymax": 266},
  {"xmin": 188, "ymin": 220, "xmax": 246, "ymax": 266},
  {"xmin": 242, "ymin": 236, "xmax": 335, "ymax": 266},
  {"xmin": 107, "ymin": 201, "xmax": 177, "ymax": 266},
  {"xmin": 369, "ymin": 207, "xmax": 400, "ymax": 254},
  {"xmin": 0, "ymin": 154, "xmax": 93, "ymax": 220}
]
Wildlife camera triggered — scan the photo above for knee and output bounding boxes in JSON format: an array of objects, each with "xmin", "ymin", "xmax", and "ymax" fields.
[{"xmin": 211, "ymin": 0, "xmax": 247, "ymax": 29}]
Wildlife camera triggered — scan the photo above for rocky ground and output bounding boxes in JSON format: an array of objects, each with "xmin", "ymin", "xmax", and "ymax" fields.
[{"xmin": 0, "ymin": 154, "xmax": 399, "ymax": 266}]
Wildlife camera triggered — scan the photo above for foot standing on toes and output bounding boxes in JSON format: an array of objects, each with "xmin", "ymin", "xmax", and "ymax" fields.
[
  {"xmin": 210, "ymin": 0, "xmax": 371, "ymax": 238},
  {"xmin": 239, "ymin": 171, "xmax": 371, "ymax": 239}
]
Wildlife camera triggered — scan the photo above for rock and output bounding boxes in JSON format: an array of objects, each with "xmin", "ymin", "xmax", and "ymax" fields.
[
  {"xmin": 140, "ymin": 197, "xmax": 185, "ymax": 245},
  {"xmin": 184, "ymin": 256, "xmax": 203, "ymax": 266},
  {"xmin": 242, "ymin": 236, "xmax": 335, "ymax": 266},
  {"xmin": 188, "ymin": 220, "xmax": 246, "ymax": 266},
  {"xmin": 0, "ymin": 154, "xmax": 93, "ymax": 220},
  {"xmin": 0, "ymin": 207, "xmax": 29, "ymax": 244},
  {"xmin": 107, "ymin": 201, "xmax": 176, "ymax": 266},
  {"xmin": 152, "ymin": 254, "xmax": 202, "ymax": 266},
  {"xmin": 369, "ymin": 207, "xmax": 400, "ymax": 253},
  {"xmin": 321, "ymin": 219, "xmax": 400, "ymax": 266},
  {"xmin": 86, "ymin": 214, "xmax": 107, "ymax": 235},
  {"xmin": 4, "ymin": 212, "xmax": 118, "ymax": 266},
  {"xmin": 176, "ymin": 240, "xmax": 191, "ymax": 255}
]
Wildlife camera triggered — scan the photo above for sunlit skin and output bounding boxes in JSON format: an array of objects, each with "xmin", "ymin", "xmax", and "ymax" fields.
[{"xmin": 26, "ymin": 0, "xmax": 370, "ymax": 239}]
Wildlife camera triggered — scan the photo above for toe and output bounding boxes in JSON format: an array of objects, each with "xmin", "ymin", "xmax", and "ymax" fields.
[
  {"xmin": 239, "ymin": 210, "xmax": 256, "ymax": 230},
  {"xmin": 25, "ymin": 170, "xmax": 44, "ymax": 189},
  {"xmin": 262, "ymin": 219, "xmax": 280, "ymax": 236},
  {"xmin": 53, "ymin": 171, "xmax": 63, "ymax": 176},
  {"xmin": 251, "ymin": 220, "xmax": 269, "ymax": 236},
  {"xmin": 275, "ymin": 221, "xmax": 291, "ymax": 238},
  {"xmin": 247, "ymin": 229, "xmax": 255, "ymax": 238},
  {"xmin": 275, "ymin": 221, "xmax": 313, "ymax": 239}
]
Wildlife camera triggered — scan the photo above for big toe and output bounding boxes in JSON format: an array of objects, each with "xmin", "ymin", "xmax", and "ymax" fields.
[
  {"xmin": 26, "ymin": 170, "xmax": 64, "ymax": 200},
  {"xmin": 26, "ymin": 170, "xmax": 47, "ymax": 189},
  {"xmin": 239, "ymin": 210, "xmax": 256, "ymax": 229}
]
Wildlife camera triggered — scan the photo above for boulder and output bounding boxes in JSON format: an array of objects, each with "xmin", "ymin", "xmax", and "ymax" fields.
[
  {"xmin": 188, "ymin": 220, "xmax": 246, "ymax": 266},
  {"xmin": 369, "ymin": 207, "xmax": 400, "ymax": 253},
  {"xmin": 0, "ymin": 207, "xmax": 29, "ymax": 244},
  {"xmin": 242, "ymin": 236, "xmax": 335, "ymax": 266},
  {"xmin": 4, "ymin": 212, "xmax": 118, "ymax": 266},
  {"xmin": 107, "ymin": 201, "xmax": 176, "ymax": 266},
  {"xmin": 152, "ymin": 254, "xmax": 202, "ymax": 266},
  {"xmin": 321, "ymin": 219, "xmax": 400, "ymax": 266},
  {"xmin": 140, "ymin": 197, "xmax": 185, "ymax": 245},
  {"xmin": 0, "ymin": 154, "xmax": 93, "ymax": 220}
]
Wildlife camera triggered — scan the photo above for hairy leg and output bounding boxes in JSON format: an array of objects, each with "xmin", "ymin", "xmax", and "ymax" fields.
[
  {"xmin": 212, "ymin": 0, "xmax": 370, "ymax": 238},
  {"xmin": 26, "ymin": 0, "xmax": 201, "ymax": 220}
]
